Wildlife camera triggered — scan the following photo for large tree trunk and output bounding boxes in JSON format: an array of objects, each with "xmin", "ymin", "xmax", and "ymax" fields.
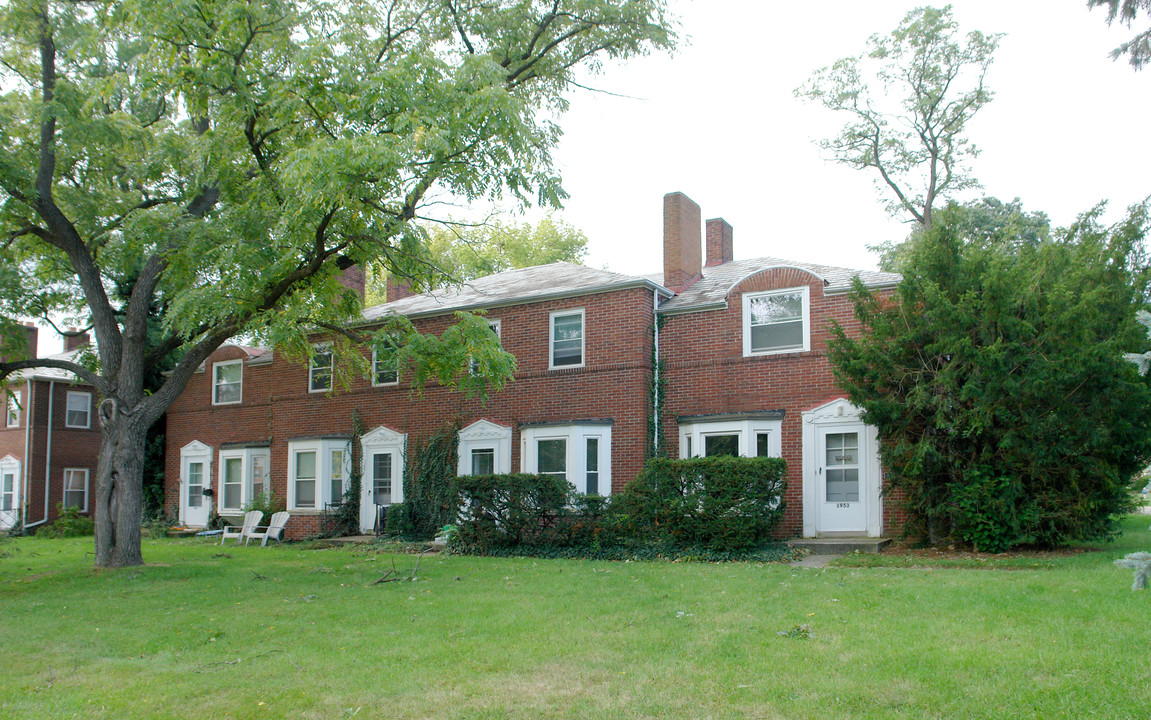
[{"xmin": 93, "ymin": 400, "xmax": 148, "ymax": 568}]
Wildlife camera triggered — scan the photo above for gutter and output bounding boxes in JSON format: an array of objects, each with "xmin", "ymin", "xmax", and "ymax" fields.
[{"xmin": 652, "ymin": 287, "xmax": 661, "ymax": 454}]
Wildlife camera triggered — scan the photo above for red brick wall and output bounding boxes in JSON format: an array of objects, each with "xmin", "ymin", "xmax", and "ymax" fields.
[
  {"xmin": 659, "ymin": 266, "xmax": 896, "ymax": 537},
  {"xmin": 165, "ymin": 287, "xmax": 659, "ymax": 537},
  {"xmin": 2, "ymin": 380, "xmax": 102, "ymax": 529}
]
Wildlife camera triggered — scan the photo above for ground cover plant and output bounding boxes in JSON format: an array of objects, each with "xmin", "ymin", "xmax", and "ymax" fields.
[{"xmin": 2, "ymin": 517, "xmax": 1151, "ymax": 719}]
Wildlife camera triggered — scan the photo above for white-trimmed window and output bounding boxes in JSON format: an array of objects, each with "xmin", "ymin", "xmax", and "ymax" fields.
[
  {"xmin": 0, "ymin": 455, "xmax": 21, "ymax": 529},
  {"xmin": 63, "ymin": 468, "xmax": 88, "ymax": 511},
  {"xmin": 65, "ymin": 391, "xmax": 91, "ymax": 428},
  {"xmin": 217, "ymin": 446, "xmax": 271, "ymax": 513},
  {"xmin": 287, "ymin": 438, "xmax": 350, "ymax": 510},
  {"xmin": 678, "ymin": 415, "xmax": 783, "ymax": 459},
  {"xmin": 6, "ymin": 391, "xmax": 21, "ymax": 428},
  {"xmin": 309, "ymin": 344, "xmax": 333, "ymax": 392},
  {"xmin": 457, "ymin": 419, "xmax": 512, "ymax": 476},
  {"xmin": 521, "ymin": 423, "xmax": 611, "ymax": 496},
  {"xmin": 469, "ymin": 320, "xmax": 502, "ymax": 375},
  {"xmin": 371, "ymin": 343, "xmax": 398, "ymax": 387},
  {"xmin": 550, "ymin": 309, "xmax": 585, "ymax": 369},
  {"xmin": 743, "ymin": 287, "xmax": 810, "ymax": 356},
  {"xmin": 213, "ymin": 360, "xmax": 243, "ymax": 405}
]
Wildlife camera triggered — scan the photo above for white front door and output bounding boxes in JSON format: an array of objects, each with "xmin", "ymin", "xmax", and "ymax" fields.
[
  {"xmin": 183, "ymin": 459, "xmax": 210, "ymax": 527},
  {"xmin": 816, "ymin": 426, "xmax": 867, "ymax": 533},
  {"xmin": 0, "ymin": 466, "xmax": 18, "ymax": 530}
]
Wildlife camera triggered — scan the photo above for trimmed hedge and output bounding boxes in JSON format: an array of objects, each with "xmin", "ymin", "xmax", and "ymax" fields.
[
  {"xmin": 613, "ymin": 456, "xmax": 788, "ymax": 550},
  {"xmin": 453, "ymin": 473, "xmax": 570, "ymax": 551},
  {"xmin": 450, "ymin": 456, "xmax": 788, "ymax": 556}
]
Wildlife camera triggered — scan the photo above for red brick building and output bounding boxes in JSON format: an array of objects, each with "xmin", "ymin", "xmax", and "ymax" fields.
[
  {"xmin": 1, "ymin": 327, "xmax": 101, "ymax": 532},
  {"xmin": 164, "ymin": 192, "xmax": 901, "ymax": 540}
]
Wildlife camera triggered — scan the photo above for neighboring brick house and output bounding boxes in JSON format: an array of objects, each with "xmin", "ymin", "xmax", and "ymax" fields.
[
  {"xmin": 1, "ymin": 326, "xmax": 101, "ymax": 532},
  {"xmin": 164, "ymin": 192, "xmax": 901, "ymax": 540}
]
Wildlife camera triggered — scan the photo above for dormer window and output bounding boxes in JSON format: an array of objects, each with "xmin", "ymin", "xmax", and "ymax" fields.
[
  {"xmin": 213, "ymin": 360, "xmax": 243, "ymax": 405},
  {"xmin": 743, "ymin": 287, "xmax": 810, "ymax": 356}
]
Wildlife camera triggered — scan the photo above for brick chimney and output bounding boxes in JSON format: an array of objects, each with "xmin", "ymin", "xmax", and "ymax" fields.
[
  {"xmin": 25, "ymin": 323, "xmax": 38, "ymax": 359},
  {"xmin": 337, "ymin": 265, "xmax": 366, "ymax": 301},
  {"xmin": 386, "ymin": 276, "xmax": 416, "ymax": 303},
  {"xmin": 63, "ymin": 328, "xmax": 90, "ymax": 352},
  {"xmin": 705, "ymin": 218, "xmax": 733, "ymax": 267},
  {"xmin": 663, "ymin": 192, "xmax": 702, "ymax": 293}
]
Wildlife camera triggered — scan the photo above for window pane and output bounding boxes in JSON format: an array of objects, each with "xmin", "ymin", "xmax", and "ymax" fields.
[
  {"xmin": 331, "ymin": 450, "xmax": 344, "ymax": 501},
  {"xmin": 471, "ymin": 448, "xmax": 494, "ymax": 476},
  {"xmin": 251, "ymin": 453, "xmax": 268, "ymax": 499},
  {"xmin": 224, "ymin": 457, "xmax": 243, "ymax": 509},
  {"xmin": 296, "ymin": 451, "xmax": 316, "ymax": 479},
  {"xmin": 296, "ymin": 450, "xmax": 317, "ymax": 507},
  {"xmin": 66, "ymin": 393, "xmax": 89, "ymax": 426},
  {"xmin": 825, "ymin": 433, "xmax": 859, "ymax": 466},
  {"xmin": 537, "ymin": 439, "xmax": 566, "ymax": 481},
  {"xmin": 552, "ymin": 314, "xmax": 583, "ymax": 366},
  {"xmin": 750, "ymin": 321, "xmax": 803, "ymax": 353},
  {"xmin": 704, "ymin": 434, "xmax": 739, "ymax": 457},
  {"xmin": 826, "ymin": 469, "xmax": 860, "ymax": 502},
  {"xmin": 373, "ymin": 453, "xmax": 392, "ymax": 505},
  {"xmin": 748, "ymin": 292, "xmax": 805, "ymax": 353},
  {"xmin": 310, "ymin": 349, "xmax": 333, "ymax": 391},
  {"xmin": 296, "ymin": 479, "xmax": 316, "ymax": 507},
  {"xmin": 756, "ymin": 432, "xmax": 770, "ymax": 457},
  {"xmin": 586, "ymin": 438, "xmax": 599, "ymax": 495},
  {"xmin": 63, "ymin": 470, "xmax": 86, "ymax": 509}
]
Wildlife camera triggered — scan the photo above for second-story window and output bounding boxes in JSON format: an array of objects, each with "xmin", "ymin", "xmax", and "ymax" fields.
[
  {"xmin": 213, "ymin": 360, "xmax": 243, "ymax": 405},
  {"xmin": 372, "ymin": 340, "xmax": 398, "ymax": 387},
  {"xmin": 65, "ymin": 391, "xmax": 91, "ymax": 428},
  {"xmin": 6, "ymin": 391, "xmax": 21, "ymax": 428},
  {"xmin": 310, "ymin": 345, "xmax": 333, "ymax": 392},
  {"xmin": 743, "ymin": 287, "xmax": 810, "ymax": 356},
  {"xmin": 550, "ymin": 309, "xmax": 584, "ymax": 369}
]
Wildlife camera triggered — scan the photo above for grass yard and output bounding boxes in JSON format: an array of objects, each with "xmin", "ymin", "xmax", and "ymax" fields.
[{"xmin": 3, "ymin": 519, "xmax": 1151, "ymax": 720}]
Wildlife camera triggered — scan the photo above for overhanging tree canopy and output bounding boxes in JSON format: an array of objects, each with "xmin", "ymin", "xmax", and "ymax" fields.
[{"xmin": 0, "ymin": 0, "xmax": 675, "ymax": 567}]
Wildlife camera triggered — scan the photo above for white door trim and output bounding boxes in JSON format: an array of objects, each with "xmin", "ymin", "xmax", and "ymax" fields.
[{"xmin": 801, "ymin": 398, "xmax": 883, "ymax": 537}]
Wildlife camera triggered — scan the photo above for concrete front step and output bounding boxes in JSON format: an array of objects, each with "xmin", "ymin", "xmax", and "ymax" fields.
[{"xmin": 787, "ymin": 537, "xmax": 890, "ymax": 555}]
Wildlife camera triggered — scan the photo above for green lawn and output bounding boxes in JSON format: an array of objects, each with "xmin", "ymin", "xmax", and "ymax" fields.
[{"xmin": 3, "ymin": 519, "xmax": 1150, "ymax": 720}]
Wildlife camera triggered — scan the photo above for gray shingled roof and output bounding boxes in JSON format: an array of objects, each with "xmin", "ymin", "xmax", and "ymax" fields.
[
  {"xmin": 362, "ymin": 262, "xmax": 670, "ymax": 321},
  {"xmin": 11, "ymin": 347, "xmax": 91, "ymax": 384},
  {"xmin": 657, "ymin": 257, "xmax": 901, "ymax": 315}
]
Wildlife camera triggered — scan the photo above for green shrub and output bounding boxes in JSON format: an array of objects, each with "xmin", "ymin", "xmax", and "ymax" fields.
[
  {"xmin": 241, "ymin": 490, "xmax": 284, "ymax": 518},
  {"xmin": 614, "ymin": 456, "xmax": 787, "ymax": 550},
  {"xmin": 405, "ymin": 429, "xmax": 458, "ymax": 539},
  {"xmin": 384, "ymin": 502, "xmax": 414, "ymax": 537},
  {"xmin": 142, "ymin": 512, "xmax": 177, "ymax": 539},
  {"xmin": 453, "ymin": 473, "xmax": 571, "ymax": 551},
  {"xmin": 950, "ymin": 467, "xmax": 1035, "ymax": 553},
  {"xmin": 38, "ymin": 505, "xmax": 95, "ymax": 538}
]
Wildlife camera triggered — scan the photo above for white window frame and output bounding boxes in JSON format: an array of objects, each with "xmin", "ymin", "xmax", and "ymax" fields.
[
  {"xmin": 520, "ymin": 424, "xmax": 612, "ymax": 496},
  {"xmin": 678, "ymin": 418, "xmax": 783, "ymax": 459},
  {"xmin": 63, "ymin": 468, "xmax": 89, "ymax": 512},
  {"xmin": 309, "ymin": 344, "xmax": 333, "ymax": 393},
  {"xmin": 371, "ymin": 346, "xmax": 399, "ymax": 387},
  {"xmin": 212, "ymin": 359, "xmax": 244, "ymax": 405},
  {"xmin": 743, "ymin": 286, "xmax": 810, "ymax": 357},
  {"xmin": 287, "ymin": 438, "xmax": 350, "ymax": 511},
  {"xmin": 457, "ymin": 419, "xmax": 513, "ymax": 476},
  {"xmin": 65, "ymin": 390, "xmax": 91, "ymax": 429},
  {"xmin": 6, "ymin": 390, "xmax": 21, "ymax": 428},
  {"xmin": 549, "ymin": 309, "xmax": 585, "ymax": 370},
  {"xmin": 217, "ymin": 446, "xmax": 271, "ymax": 514},
  {"xmin": 0, "ymin": 455, "xmax": 21, "ymax": 525}
]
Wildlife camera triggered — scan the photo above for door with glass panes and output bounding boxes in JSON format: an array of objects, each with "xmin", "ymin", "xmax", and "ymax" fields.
[{"xmin": 816, "ymin": 425, "xmax": 867, "ymax": 532}]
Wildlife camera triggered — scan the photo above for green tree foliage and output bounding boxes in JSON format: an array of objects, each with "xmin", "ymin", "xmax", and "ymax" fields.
[
  {"xmin": 366, "ymin": 216, "xmax": 588, "ymax": 302},
  {"xmin": 0, "ymin": 0, "xmax": 675, "ymax": 567},
  {"xmin": 796, "ymin": 6, "xmax": 1001, "ymax": 229},
  {"xmin": 1089, "ymin": 0, "xmax": 1151, "ymax": 69},
  {"xmin": 829, "ymin": 201, "xmax": 1151, "ymax": 551}
]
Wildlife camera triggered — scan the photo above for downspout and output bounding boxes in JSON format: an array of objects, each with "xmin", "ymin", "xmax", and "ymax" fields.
[
  {"xmin": 20, "ymin": 380, "xmax": 31, "ymax": 528},
  {"xmin": 652, "ymin": 289, "xmax": 661, "ymax": 454}
]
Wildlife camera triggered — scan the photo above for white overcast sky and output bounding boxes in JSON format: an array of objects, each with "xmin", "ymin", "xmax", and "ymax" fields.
[{"xmin": 537, "ymin": 0, "xmax": 1151, "ymax": 276}]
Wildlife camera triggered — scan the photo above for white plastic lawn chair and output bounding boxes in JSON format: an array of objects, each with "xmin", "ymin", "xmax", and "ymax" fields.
[
  {"xmin": 220, "ymin": 510, "xmax": 263, "ymax": 545},
  {"xmin": 246, "ymin": 511, "xmax": 290, "ymax": 547}
]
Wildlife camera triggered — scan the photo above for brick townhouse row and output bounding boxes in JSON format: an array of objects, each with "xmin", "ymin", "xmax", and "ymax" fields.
[
  {"xmin": 0, "ymin": 326, "xmax": 101, "ymax": 532},
  {"xmin": 164, "ymin": 192, "xmax": 904, "ymax": 540}
]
